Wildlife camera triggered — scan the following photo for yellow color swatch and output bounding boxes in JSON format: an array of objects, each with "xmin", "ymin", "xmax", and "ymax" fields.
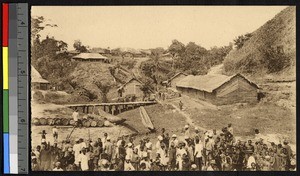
[{"xmin": 3, "ymin": 47, "xmax": 8, "ymax": 89}]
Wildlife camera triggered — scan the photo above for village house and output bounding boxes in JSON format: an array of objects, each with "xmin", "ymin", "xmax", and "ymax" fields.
[
  {"xmin": 31, "ymin": 65, "xmax": 50, "ymax": 90},
  {"xmin": 117, "ymin": 78, "xmax": 144, "ymax": 101},
  {"xmin": 162, "ymin": 72, "xmax": 188, "ymax": 88},
  {"xmin": 72, "ymin": 53, "xmax": 112, "ymax": 63},
  {"xmin": 167, "ymin": 72, "xmax": 188, "ymax": 89},
  {"xmin": 176, "ymin": 73, "xmax": 259, "ymax": 105}
]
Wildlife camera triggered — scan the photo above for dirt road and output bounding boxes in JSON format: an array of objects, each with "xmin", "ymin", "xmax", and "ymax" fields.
[{"xmin": 132, "ymin": 57, "xmax": 150, "ymax": 77}]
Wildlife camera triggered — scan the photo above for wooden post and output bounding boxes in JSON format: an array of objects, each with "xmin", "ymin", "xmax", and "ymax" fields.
[
  {"xmin": 118, "ymin": 105, "xmax": 121, "ymax": 114},
  {"xmin": 109, "ymin": 105, "xmax": 112, "ymax": 114},
  {"xmin": 112, "ymin": 105, "xmax": 115, "ymax": 115}
]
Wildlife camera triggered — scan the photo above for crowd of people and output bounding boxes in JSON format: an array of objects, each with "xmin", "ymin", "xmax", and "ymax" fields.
[{"xmin": 31, "ymin": 124, "xmax": 296, "ymax": 171}]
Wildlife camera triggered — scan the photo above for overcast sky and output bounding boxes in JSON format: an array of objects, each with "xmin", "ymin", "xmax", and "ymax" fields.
[{"xmin": 32, "ymin": 6, "xmax": 288, "ymax": 50}]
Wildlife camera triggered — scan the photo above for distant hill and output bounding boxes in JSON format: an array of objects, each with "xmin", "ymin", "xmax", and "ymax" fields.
[{"xmin": 224, "ymin": 7, "xmax": 296, "ymax": 77}]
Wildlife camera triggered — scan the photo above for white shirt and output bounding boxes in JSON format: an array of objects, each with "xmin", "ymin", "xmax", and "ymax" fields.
[
  {"xmin": 157, "ymin": 148, "xmax": 168, "ymax": 165},
  {"xmin": 155, "ymin": 141, "xmax": 162, "ymax": 150},
  {"xmin": 247, "ymin": 155, "xmax": 256, "ymax": 168},
  {"xmin": 124, "ymin": 162, "xmax": 135, "ymax": 171},
  {"xmin": 79, "ymin": 141, "xmax": 87, "ymax": 150},
  {"xmin": 52, "ymin": 128, "xmax": 58, "ymax": 134},
  {"xmin": 73, "ymin": 144, "xmax": 81, "ymax": 165},
  {"xmin": 194, "ymin": 143, "xmax": 203, "ymax": 158},
  {"xmin": 169, "ymin": 139, "xmax": 179, "ymax": 147},
  {"xmin": 53, "ymin": 167, "xmax": 63, "ymax": 171},
  {"xmin": 176, "ymin": 148, "xmax": 187, "ymax": 160},
  {"xmin": 72, "ymin": 111, "xmax": 79, "ymax": 121},
  {"xmin": 145, "ymin": 142, "xmax": 152, "ymax": 151},
  {"xmin": 126, "ymin": 148, "xmax": 133, "ymax": 159},
  {"xmin": 228, "ymin": 127, "xmax": 233, "ymax": 134},
  {"xmin": 78, "ymin": 153, "xmax": 89, "ymax": 171},
  {"xmin": 117, "ymin": 140, "xmax": 122, "ymax": 147}
]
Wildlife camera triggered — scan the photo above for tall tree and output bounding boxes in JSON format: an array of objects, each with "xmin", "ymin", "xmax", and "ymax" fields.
[
  {"xmin": 73, "ymin": 40, "xmax": 88, "ymax": 52},
  {"xmin": 93, "ymin": 80, "xmax": 111, "ymax": 103}
]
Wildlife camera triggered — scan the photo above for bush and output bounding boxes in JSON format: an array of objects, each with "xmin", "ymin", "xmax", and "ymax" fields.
[{"xmin": 33, "ymin": 90, "xmax": 44, "ymax": 102}]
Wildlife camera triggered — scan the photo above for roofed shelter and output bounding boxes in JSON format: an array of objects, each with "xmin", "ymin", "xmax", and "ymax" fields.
[
  {"xmin": 176, "ymin": 73, "xmax": 259, "ymax": 105},
  {"xmin": 117, "ymin": 78, "xmax": 144, "ymax": 101},
  {"xmin": 72, "ymin": 53, "xmax": 111, "ymax": 63},
  {"xmin": 31, "ymin": 65, "xmax": 50, "ymax": 90},
  {"xmin": 168, "ymin": 72, "xmax": 188, "ymax": 88}
]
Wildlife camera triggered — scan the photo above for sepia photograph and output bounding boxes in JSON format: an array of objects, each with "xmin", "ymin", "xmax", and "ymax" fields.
[{"xmin": 30, "ymin": 6, "xmax": 296, "ymax": 171}]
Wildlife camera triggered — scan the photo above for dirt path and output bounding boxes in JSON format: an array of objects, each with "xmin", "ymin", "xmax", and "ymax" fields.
[
  {"xmin": 132, "ymin": 57, "xmax": 150, "ymax": 77},
  {"xmin": 156, "ymin": 96, "xmax": 209, "ymax": 132},
  {"xmin": 207, "ymin": 64, "xmax": 224, "ymax": 75}
]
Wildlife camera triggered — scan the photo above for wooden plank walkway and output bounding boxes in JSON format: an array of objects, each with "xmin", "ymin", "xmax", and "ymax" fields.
[{"xmin": 64, "ymin": 101, "xmax": 157, "ymax": 107}]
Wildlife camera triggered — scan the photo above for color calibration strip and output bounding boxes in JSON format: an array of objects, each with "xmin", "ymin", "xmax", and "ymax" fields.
[
  {"xmin": 2, "ymin": 3, "xmax": 29, "ymax": 174},
  {"xmin": 3, "ymin": 3, "xmax": 10, "ymax": 174}
]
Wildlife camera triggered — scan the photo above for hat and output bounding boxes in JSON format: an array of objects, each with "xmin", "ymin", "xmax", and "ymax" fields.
[
  {"xmin": 41, "ymin": 139, "xmax": 46, "ymax": 143},
  {"xmin": 184, "ymin": 125, "xmax": 189, "ymax": 129},
  {"xmin": 32, "ymin": 156, "xmax": 37, "ymax": 159},
  {"xmin": 101, "ymin": 159, "xmax": 109, "ymax": 166},
  {"xmin": 191, "ymin": 164, "xmax": 197, "ymax": 169},
  {"xmin": 128, "ymin": 143, "xmax": 133, "ymax": 147},
  {"xmin": 68, "ymin": 147, "xmax": 73, "ymax": 152},
  {"xmin": 195, "ymin": 127, "xmax": 199, "ymax": 131},
  {"xmin": 210, "ymin": 160, "xmax": 216, "ymax": 164},
  {"xmin": 184, "ymin": 136, "xmax": 189, "ymax": 139},
  {"xmin": 55, "ymin": 162, "xmax": 61, "ymax": 167},
  {"xmin": 158, "ymin": 135, "xmax": 163, "ymax": 141},
  {"xmin": 172, "ymin": 134, "xmax": 177, "ymax": 138},
  {"xmin": 107, "ymin": 136, "xmax": 111, "ymax": 141},
  {"xmin": 142, "ymin": 152, "xmax": 148, "ymax": 158}
]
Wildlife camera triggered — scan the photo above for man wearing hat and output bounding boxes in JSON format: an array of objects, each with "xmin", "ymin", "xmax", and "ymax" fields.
[
  {"xmin": 194, "ymin": 127, "xmax": 201, "ymax": 140},
  {"xmin": 156, "ymin": 135, "xmax": 164, "ymax": 151},
  {"xmin": 169, "ymin": 134, "xmax": 179, "ymax": 148},
  {"xmin": 168, "ymin": 142, "xmax": 177, "ymax": 170},
  {"xmin": 157, "ymin": 143, "xmax": 168, "ymax": 170},
  {"xmin": 194, "ymin": 137, "xmax": 203, "ymax": 171},
  {"xmin": 53, "ymin": 162, "xmax": 63, "ymax": 171}
]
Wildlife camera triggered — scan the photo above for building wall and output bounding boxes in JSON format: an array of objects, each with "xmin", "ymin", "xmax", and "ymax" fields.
[
  {"xmin": 177, "ymin": 75, "xmax": 258, "ymax": 105},
  {"xmin": 122, "ymin": 80, "xmax": 144, "ymax": 100},
  {"xmin": 214, "ymin": 76, "xmax": 257, "ymax": 105},
  {"xmin": 170, "ymin": 74, "xmax": 187, "ymax": 88},
  {"xmin": 32, "ymin": 82, "xmax": 49, "ymax": 90}
]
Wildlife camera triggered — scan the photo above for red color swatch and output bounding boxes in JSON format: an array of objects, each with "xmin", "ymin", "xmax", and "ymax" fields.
[{"xmin": 2, "ymin": 3, "xmax": 9, "ymax": 47}]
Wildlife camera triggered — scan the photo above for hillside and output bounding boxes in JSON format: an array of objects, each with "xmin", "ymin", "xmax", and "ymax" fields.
[
  {"xmin": 69, "ymin": 62, "xmax": 121, "ymax": 102},
  {"xmin": 224, "ymin": 7, "xmax": 296, "ymax": 77}
]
